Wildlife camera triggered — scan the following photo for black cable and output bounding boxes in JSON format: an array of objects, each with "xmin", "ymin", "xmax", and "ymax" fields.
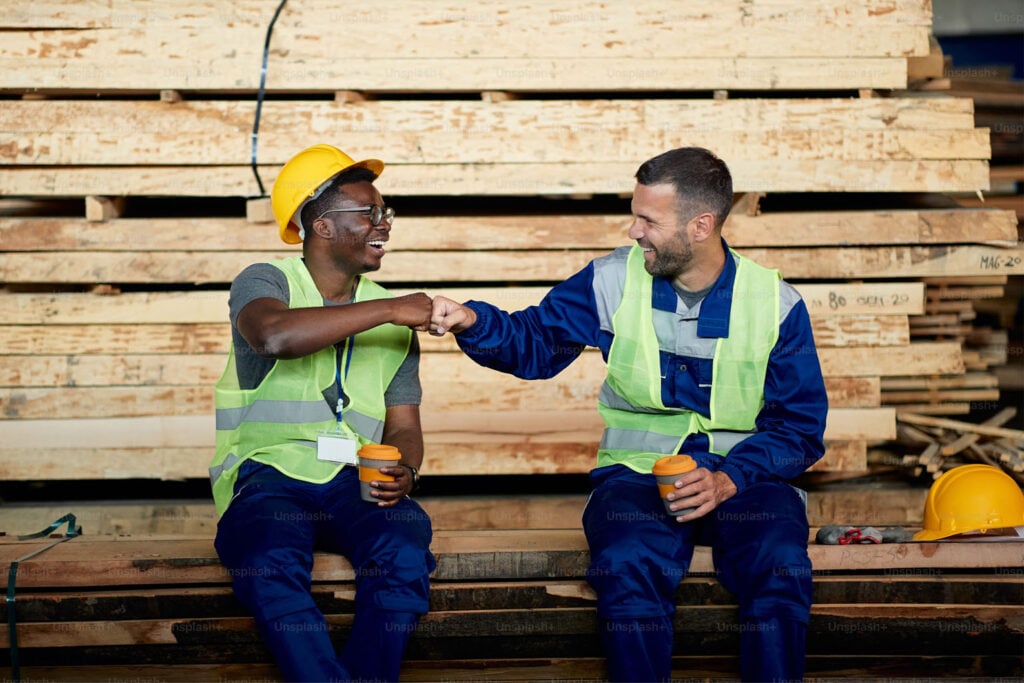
[{"xmin": 251, "ymin": 0, "xmax": 290, "ymax": 197}]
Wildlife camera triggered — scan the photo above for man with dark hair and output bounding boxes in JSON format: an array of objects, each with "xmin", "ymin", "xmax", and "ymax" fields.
[
  {"xmin": 212, "ymin": 144, "xmax": 435, "ymax": 681},
  {"xmin": 431, "ymin": 147, "xmax": 827, "ymax": 681}
]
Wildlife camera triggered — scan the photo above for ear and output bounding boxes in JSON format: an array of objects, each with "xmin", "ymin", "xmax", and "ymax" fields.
[
  {"xmin": 310, "ymin": 216, "xmax": 333, "ymax": 241},
  {"xmin": 691, "ymin": 212, "xmax": 717, "ymax": 242}
]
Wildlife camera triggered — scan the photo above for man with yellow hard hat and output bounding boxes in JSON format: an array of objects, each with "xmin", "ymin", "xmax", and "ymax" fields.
[{"xmin": 211, "ymin": 144, "xmax": 435, "ymax": 681}]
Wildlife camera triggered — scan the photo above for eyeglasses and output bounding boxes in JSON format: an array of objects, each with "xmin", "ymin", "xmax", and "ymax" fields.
[{"xmin": 315, "ymin": 205, "xmax": 395, "ymax": 227}]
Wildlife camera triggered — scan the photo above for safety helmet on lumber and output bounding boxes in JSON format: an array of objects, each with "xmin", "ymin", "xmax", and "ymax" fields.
[
  {"xmin": 271, "ymin": 144, "xmax": 385, "ymax": 244},
  {"xmin": 913, "ymin": 464, "xmax": 1024, "ymax": 541}
]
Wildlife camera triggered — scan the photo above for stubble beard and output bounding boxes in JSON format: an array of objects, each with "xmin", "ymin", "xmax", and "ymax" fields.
[{"xmin": 644, "ymin": 241, "xmax": 694, "ymax": 281}]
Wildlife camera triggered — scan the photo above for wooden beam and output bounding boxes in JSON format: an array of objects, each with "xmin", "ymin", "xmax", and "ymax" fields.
[
  {"xmin": 0, "ymin": 344, "xmax": 961, "ymax": 390},
  {"xmin": 0, "ymin": 245, "xmax": 1019, "ymax": 284},
  {"xmin": 1, "ymin": 531, "xmax": 1020, "ymax": 591},
  {"xmin": 0, "ymin": 160, "xmax": 991, "ymax": 198},
  {"xmin": 898, "ymin": 412, "xmax": 1024, "ymax": 442},
  {"xmin": 3, "ymin": 99, "xmax": 988, "ymax": 165},
  {"xmin": 0, "ymin": 283, "xmax": 927, "ymax": 326},
  {"xmin": 0, "ymin": 315, "xmax": 908, "ymax": 356},
  {"xmin": 2, "ymin": 210, "xmax": 1014, "ymax": 251},
  {"xmin": 0, "ymin": 438, "xmax": 874, "ymax": 480}
]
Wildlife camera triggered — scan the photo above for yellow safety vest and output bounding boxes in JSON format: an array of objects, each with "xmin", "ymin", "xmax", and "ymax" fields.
[
  {"xmin": 597, "ymin": 244, "xmax": 780, "ymax": 473},
  {"xmin": 210, "ymin": 257, "xmax": 411, "ymax": 514}
]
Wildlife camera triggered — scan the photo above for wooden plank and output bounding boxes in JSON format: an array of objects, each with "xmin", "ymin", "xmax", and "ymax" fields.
[
  {"xmin": 0, "ymin": 56, "xmax": 914, "ymax": 91},
  {"xmin": 808, "ymin": 440, "xmax": 867, "ymax": 472},
  {"xmin": 0, "ymin": 485, "xmax": 932, "ymax": 536},
  {"xmin": 9, "ymin": 656, "xmax": 1021, "ymax": 681},
  {"xmin": 0, "ymin": 160, "xmax": 991, "ymax": 198},
  {"xmin": 0, "ymin": 439, "xmax": 870, "ymax": 480},
  {"xmin": 2, "ymin": 0, "xmax": 934, "ymax": 32},
  {"xmin": 0, "ymin": 323, "xmax": 231, "ymax": 355},
  {"xmin": 1, "ymin": 100, "xmax": 988, "ymax": 165},
  {"xmin": 818, "ymin": 343, "xmax": 964, "ymax": 377},
  {"xmin": 2, "ymin": 0, "xmax": 937, "ymax": 35},
  {"xmin": 12, "ymin": 657, "xmax": 1024, "ymax": 681},
  {"xmin": 0, "ymin": 347, "xmax": 940, "ymax": 390},
  {"xmin": 881, "ymin": 373, "xmax": 1000, "ymax": 390},
  {"xmin": 898, "ymin": 412, "xmax": 1024, "ymax": 442},
  {"xmin": 0, "ymin": 400, "xmax": 888, "ymax": 448},
  {"xmin": 0, "ymin": 315, "xmax": 907, "ymax": 355},
  {"xmin": 0, "ymin": 98, "xmax": 983, "ymax": 160},
  {"xmin": 0, "ymin": 283, "xmax": 927, "ymax": 324},
  {"xmin": 2, "ymin": 602, "xmax": 1022, "ymax": 651},
  {"xmin": 7, "ymin": 575, "xmax": 1023, "ymax": 623},
  {"xmin": 0, "ymin": 375, "xmax": 877, "ymax": 420},
  {"xmin": 1, "ymin": 245, "xmax": 1019, "ymax": 284},
  {"xmin": 882, "ymin": 389, "xmax": 1000, "ymax": 404},
  {"xmin": 1, "ymin": 209, "xmax": 1016, "ymax": 251},
  {"xmin": 0, "ymin": 6, "xmax": 931, "ymax": 60},
  {"xmin": 1, "ymin": 532, "xmax": 1021, "ymax": 590}
]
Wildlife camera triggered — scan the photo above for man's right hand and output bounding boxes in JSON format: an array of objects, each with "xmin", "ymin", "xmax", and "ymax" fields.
[
  {"xmin": 430, "ymin": 296, "xmax": 477, "ymax": 336},
  {"xmin": 389, "ymin": 293, "xmax": 434, "ymax": 331}
]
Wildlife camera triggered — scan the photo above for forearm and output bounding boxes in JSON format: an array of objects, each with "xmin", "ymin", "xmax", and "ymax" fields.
[
  {"xmin": 456, "ymin": 300, "xmax": 587, "ymax": 380},
  {"xmin": 246, "ymin": 299, "xmax": 397, "ymax": 359},
  {"xmin": 381, "ymin": 405, "xmax": 424, "ymax": 470}
]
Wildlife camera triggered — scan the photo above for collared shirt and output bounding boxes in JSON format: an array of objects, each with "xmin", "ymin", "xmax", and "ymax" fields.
[{"xmin": 456, "ymin": 240, "xmax": 828, "ymax": 492}]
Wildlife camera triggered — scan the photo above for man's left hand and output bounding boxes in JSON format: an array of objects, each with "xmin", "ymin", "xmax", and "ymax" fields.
[
  {"xmin": 369, "ymin": 464, "xmax": 417, "ymax": 506},
  {"xmin": 666, "ymin": 468, "xmax": 738, "ymax": 523}
]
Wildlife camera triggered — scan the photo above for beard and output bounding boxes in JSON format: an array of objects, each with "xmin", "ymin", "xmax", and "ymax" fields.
[{"xmin": 643, "ymin": 237, "xmax": 694, "ymax": 280}]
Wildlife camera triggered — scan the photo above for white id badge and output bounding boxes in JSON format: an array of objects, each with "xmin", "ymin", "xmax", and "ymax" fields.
[{"xmin": 317, "ymin": 430, "xmax": 358, "ymax": 465}]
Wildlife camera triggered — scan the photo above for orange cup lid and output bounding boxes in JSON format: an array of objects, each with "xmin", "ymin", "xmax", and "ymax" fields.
[
  {"xmin": 652, "ymin": 455, "xmax": 697, "ymax": 476},
  {"xmin": 357, "ymin": 444, "xmax": 401, "ymax": 460}
]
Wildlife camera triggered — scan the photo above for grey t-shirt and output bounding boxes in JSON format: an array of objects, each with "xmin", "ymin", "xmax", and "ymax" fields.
[
  {"xmin": 227, "ymin": 262, "xmax": 422, "ymax": 407},
  {"xmin": 671, "ymin": 281, "xmax": 714, "ymax": 311}
]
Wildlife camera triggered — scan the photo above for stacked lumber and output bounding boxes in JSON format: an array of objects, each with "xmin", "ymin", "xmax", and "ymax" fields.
[
  {"xmin": 1, "ymin": 1, "xmax": 1022, "ymax": 489},
  {"xmin": 946, "ymin": 70, "xmax": 1024, "ymax": 223},
  {"xmin": 880, "ymin": 275, "xmax": 1011, "ymax": 414},
  {"xmin": 1, "ymin": 530, "xmax": 1021, "ymax": 680},
  {"xmin": 896, "ymin": 410, "xmax": 1024, "ymax": 483}
]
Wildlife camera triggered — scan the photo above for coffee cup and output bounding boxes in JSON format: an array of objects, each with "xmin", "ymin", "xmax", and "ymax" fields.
[
  {"xmin": 358, "ymin": 444, "xmax": 401, "ymax": 503},
  {"xmin": 652, "ymin": 455, "xmax": 697, "ymax": 517}
]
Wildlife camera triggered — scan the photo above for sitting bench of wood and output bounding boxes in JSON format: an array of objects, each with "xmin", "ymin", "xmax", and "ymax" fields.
[{"xmin": 1, "ymin": 530, "xmax": 1022, "ymax": 681}]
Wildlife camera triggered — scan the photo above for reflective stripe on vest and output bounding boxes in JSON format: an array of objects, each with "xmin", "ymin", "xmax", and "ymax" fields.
[
  {"xmin": 210, "ymin": 256, "xmax": 411, "ymax": 515},
  {"xmin": 597, "ymin": 244, "xmax": 780, "ymax": 473}
]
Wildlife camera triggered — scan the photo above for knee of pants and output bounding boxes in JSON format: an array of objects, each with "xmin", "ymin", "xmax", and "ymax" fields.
[
  {"xmin": 587, "ymin": 535, "xmax": 683, "ymax": 619},
  {"xmin": 216, "ymin": 525, "xmax": 319, "ymax": 624},
  {"xmin": 728, "ymin": 542, "xmax": 813, "ymax": 624},
  {"xmin": 353, "ymin": 525, "xmax": 435, "ymax": 614},
  {"xmin": 227, "ymin": 551, "xmax": 320, "ymax": 624}
]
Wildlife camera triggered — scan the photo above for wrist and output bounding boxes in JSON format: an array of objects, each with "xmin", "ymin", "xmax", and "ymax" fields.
[{"xmin": 399, "ymin": 463, "xmax": 420, "ymax": 491}]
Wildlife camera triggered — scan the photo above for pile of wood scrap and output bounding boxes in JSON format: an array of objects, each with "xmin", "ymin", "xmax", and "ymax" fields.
[{"xmin": 896, "ymin": 409, "xmax": 1024, "ymax": 482}]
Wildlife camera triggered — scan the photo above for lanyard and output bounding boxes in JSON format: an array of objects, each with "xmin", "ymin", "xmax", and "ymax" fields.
[{"xmin": 335, "ymin": 336, "xmax": 354, "ymax": 424}]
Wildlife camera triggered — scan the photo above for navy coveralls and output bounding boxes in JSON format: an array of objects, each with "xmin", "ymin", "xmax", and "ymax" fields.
[{"xmin": 454, "ymin": 242, "xmax": 828, "ymax": 681}]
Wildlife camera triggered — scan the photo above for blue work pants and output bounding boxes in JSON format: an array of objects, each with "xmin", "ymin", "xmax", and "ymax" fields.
[
  {"xmin": 583, "ymin": 465, "xmax": 812, "ymax": 682},
  {"xmin": 214, "ymin": 462, "xmax": 435, "ymax": 682}
]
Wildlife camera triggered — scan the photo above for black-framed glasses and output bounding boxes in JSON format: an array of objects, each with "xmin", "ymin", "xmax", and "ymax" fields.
[{"xmin": 316, "ymin": 205, "xmax": 395, "ymax": 227}]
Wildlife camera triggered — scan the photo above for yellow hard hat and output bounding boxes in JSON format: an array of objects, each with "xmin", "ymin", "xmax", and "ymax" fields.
[
  {"xmin": 270, "ymin": 144, "xmax": 385, "ymax": 244},
  {"xmin": 913, "ymin": 464, "xmax": 1024, "ymax": 541}
]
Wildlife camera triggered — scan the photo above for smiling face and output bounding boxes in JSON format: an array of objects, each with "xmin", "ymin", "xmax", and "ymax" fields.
[
  {"xmin": 312, "ymin": 180, "xmax": 392, "ymax": 275},
  {"xmin": 627, "ymin": 181, "xmax": 698, "ymax": 281}
]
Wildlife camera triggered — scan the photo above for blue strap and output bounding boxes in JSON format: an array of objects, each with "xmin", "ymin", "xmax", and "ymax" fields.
[{"xmin": 6, "ymin": 514, "xmax": 82, "ymax": 682}]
